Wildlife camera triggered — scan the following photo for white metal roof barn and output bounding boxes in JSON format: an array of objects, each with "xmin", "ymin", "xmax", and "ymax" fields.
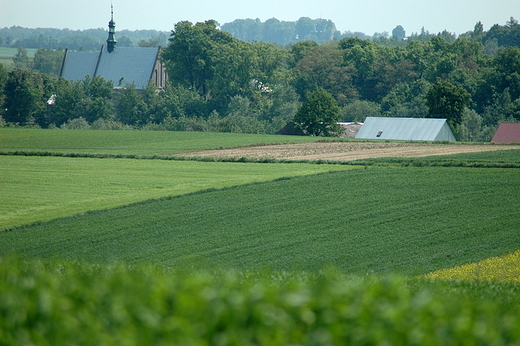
[{"xmin": 355, "ymin": 117, "xmax": 456, "ymax": 142}]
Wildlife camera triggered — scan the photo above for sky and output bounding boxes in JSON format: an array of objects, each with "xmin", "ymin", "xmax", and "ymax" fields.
[{"xmin": 0, "ymin": 0, "xmax": 518, "ymax": 36}]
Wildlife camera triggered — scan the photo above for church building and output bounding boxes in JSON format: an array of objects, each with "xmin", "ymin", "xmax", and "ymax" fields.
[{"xmin": 59, "ymin": 8, "xmax": 168, "ymax": 89}]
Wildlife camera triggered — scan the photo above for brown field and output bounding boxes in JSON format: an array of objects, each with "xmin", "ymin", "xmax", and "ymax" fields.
[{"xmin": 179, "ymin": 141, "xmax": 520, "ymax": 161}]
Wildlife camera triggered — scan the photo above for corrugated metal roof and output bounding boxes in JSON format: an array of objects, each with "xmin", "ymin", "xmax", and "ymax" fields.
[
  {"xmin": 60, "ymin": 46, "xmax": 160, "ymax": 89},
  {"xmin": 491, "ymin": 122, "xmax": 520, "ymax": 143},
  {"xmin": 355, "ymin": 117, "xmax": 456, "ymax": 141}
]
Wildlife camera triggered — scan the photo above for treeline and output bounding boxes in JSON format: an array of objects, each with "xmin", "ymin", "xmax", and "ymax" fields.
[
  {"xmin": 1, "ymin": 18, "xmax": 520, "ymax": 140},
  {"xmin": 3, "ymin": 17, "xmax": 520, "ymax": 50},
  {"xmin": 0, "ymin": 26, "xmax": 169, "ymax": 50},
  {"xmin": 221, "ymin": 17, "xmax": 341, "ymax": 45}
]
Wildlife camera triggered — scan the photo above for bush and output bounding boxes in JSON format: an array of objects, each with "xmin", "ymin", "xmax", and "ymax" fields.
[
  {"xmin": 90, "ymin": 118, "xmax": 133, "ymax": 130},
  {"xmin": 60, "ymin": 117, "xmax": 90, "ymax": 130},
  {"xmin": 1, "ymin": 257, "xmax": 520, "ymax": 345}
]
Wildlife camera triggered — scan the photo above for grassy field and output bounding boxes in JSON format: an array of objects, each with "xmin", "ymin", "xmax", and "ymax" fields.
[
  {"xmin": 359, "ymin": 148, "xmax": 520, "ymax": 167},
  {"xmin": 0, "ymin": 155, "xmax": 354, "ymax": 230},
  {"xmin": 0, "ymin": 128, "xmax": 324, "ymax": 156},
  {"xmin": 1, "ymin": 128, "xmax": 520, "ymax": 344},
  {"xmin": 0, "ymin": 47, "xmax": 37, "ymax": 69},
  {"xmin": 2, "ymin": 166, "xmax": 519, "ymax": 275}
]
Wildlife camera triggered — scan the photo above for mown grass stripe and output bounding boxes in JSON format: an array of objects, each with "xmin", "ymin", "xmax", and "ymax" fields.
[{"xmin": 0, "ymin": 155, "xmax": 355, "ymax": 230}]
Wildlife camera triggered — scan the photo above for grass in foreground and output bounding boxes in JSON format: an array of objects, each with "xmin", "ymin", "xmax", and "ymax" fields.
[
  {"xmin": 1, "ymin": 257, "xmax": 520, "ymax": 345},
  {"xmin": 0, "ymin": 155, "xmax": 354, "ymax": 230},
  {"xmin": 2, "ymin": 167, "xmax": 519, "ymax": 275}
]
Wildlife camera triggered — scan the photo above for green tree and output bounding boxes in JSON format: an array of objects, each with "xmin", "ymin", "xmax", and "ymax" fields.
[
  {"xmin": 162, "ymin": 20, "xmax": 234, "ymax": 96},
  {"xmin": 295, "ymin": 17, "xmax": 315, "ymax": 41},
  {"xmin": 392, "ymin": 25, "xmax": 406, "ymax": 40},
  {"xmin": 3, "ymin": 69, "xmax": 47, "ymax": 125},
  {"xmin": 263, "ymin": 18, "xmax": 295, "ymax": 45},
  {"xmin": 425, "ymin": 79, "xmax": 470, "ymax": 132},
  {"xmin": 0, "ymin": 64, "xmax": 7, "ymax": 119},
  {"xmin": 341, "ymin": 100, "xmax": 381, "ymax": 122},
  {"xmin": 50, "ymin": 77, "xmax": 81, "ymax": 126},
  {"xmin": 12, "ymin": 47, "xmax": 31, "ymax": 69},
  {"xmin": 293, "ymin": 88, "xmax": 341, "ymax": 136},
  {"xmin": 116, "ymin": 83, "xmax": 148, "ymax": 125},
  {"xmin": 32, "ymin": 48, "xmax": 65, "ymax": 76},
  {"xmin": 458, "ymin": 109, "xmax": 484, "ymax": 142},
  {"xmin": 381, "ymin": 79, "xmax": 430, "ymax": 118},
  {"xmin": 80, "ymin": 76, "xmax": 114, "ymax": 123},
  {"xmin": 292, "ymin": 45, "xmax": 358, "ymax": 105},
  {"xmin": 50, "ymin": 76, "xmax": 113, "ymax": 126},
  {"xmin": 289, "ymin": 40, "xmax": 319, "ymax": 68}
]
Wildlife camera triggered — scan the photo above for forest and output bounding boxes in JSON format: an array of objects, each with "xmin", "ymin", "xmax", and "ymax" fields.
[{"xmin": 0, "ymin": 17, "xmax": 519, "ymax": 141}]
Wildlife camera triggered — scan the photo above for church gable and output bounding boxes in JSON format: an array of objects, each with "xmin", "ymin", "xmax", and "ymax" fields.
[
  {"xmin": 59, "ymin": 8, "xmax": 167, "ymax": 90},
  {"xmin": 60, "ymin": 50, "xmax": 99, "ymax": 82},
  {"xmin": 96, "ymin": 46, "xmax": 161, "ymax": 89}
]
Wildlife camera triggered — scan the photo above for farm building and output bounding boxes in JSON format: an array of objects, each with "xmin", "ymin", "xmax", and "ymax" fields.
[
  {"xmin": 59, "ymin": 9, "xmax": 167, "ymax": 89},
  {"xmin": 355, "ymin": 117, "xmax": 456, "ymax": 142},
  {"xmin": 491, "ymin": 122, "xmax": 520, "ymax": 143}
]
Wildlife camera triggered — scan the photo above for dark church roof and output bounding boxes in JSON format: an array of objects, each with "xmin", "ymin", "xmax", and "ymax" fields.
[
  {"xmin": 491, "ymin": 122, "xmax": 520, "ymax": 143},
  {"xmin": 60, "ymin": 45, "xmax": 161, "ymax": 89},
  {"xmin": 59, "ymin": 7, "xmax": 163, "ymax": 89}
]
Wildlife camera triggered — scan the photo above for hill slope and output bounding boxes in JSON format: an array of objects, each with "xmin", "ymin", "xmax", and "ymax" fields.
[{"xmin": 2, "ymin": 166, "xmax": 519, "ymax": 275}]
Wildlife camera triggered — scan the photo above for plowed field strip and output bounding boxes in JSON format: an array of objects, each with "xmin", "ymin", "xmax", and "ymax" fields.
[{"xmin": 180, "ymin": 142, "xmax": 520, "ymax": 161}]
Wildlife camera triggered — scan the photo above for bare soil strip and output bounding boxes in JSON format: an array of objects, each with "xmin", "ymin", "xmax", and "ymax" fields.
[{"xmin": 178, "ymin": 142, "xmax": 520, "ymax": 161}]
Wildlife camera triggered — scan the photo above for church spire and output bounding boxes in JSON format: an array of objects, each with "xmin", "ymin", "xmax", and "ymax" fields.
[{"xmin": 107, "ymin": 4, "xmax": 117, "ymax": 53}]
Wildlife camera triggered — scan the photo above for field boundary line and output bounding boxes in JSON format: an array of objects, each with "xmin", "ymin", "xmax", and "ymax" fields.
[{"xmin": 1, "ymin": 150, "xmax": 520, "ymax": 168}]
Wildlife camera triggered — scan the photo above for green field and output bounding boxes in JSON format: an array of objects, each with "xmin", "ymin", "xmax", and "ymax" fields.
[
  {"xmin": 360, "ymin": 148, "xmax": 520, "ymax": 167},
  {"xmin": 0, "ymin": 155, "xmax": 353, "ymax": 230},
  {"xmin": 0, "ymin": 47, "xmax": 37, "ymax": 69},
  {"xmin": 1, "ymin": 128, "xmax": 520, "ymax": 344},
  {"xmin": 0, "ymin": 128, "xmax": 324, "ymax": 156},
  {"xmin": 2, "ymin": 166, "xmax": 519, "ymax": 275}
]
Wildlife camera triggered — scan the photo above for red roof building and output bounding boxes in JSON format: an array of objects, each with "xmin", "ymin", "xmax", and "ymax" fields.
[{"xmin": 491, "ymin": 122, "xmax": 520, "ymax": 143}]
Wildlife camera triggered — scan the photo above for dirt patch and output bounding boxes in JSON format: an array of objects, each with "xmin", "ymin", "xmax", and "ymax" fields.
[{"xmin": 178, "ymin": 141, "xmax": 520, "ymax": 161}]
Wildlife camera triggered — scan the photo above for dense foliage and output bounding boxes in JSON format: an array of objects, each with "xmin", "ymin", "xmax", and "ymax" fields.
[
  {"xmin": 293, "ymin": 88, "xmax": 341, "ymax": 136},
  {"xmin": 2, "ymin": 257, "xmax": 520, "ymax": 345},
  {"xmin": 1, "ymin": 18, "xmax": 520, "ymax": 139}
]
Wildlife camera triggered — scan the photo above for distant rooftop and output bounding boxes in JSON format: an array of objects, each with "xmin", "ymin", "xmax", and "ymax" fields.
[
  {"xmin": 355, "ymin": 117, "xmax": 456, "ymax": 142},
  {"xmin": 491, "ymin": 122, "xmax": 520, "ymax": 143},
  {"xmin": 60, "ymin": 45, "xmax": 161, "ymax": 89}
]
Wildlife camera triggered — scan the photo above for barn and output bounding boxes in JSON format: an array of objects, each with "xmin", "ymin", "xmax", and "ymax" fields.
[
  {"xmin": 355, "ymin": 117, "xmax": 456, "ymax": 142},
  {"xmin": 59, "ymin": 9, "xmax": 167, "ymax": 90},
  {"xmin": 491, "ymin": 122, "xmax": 520, "ymax": 143}
]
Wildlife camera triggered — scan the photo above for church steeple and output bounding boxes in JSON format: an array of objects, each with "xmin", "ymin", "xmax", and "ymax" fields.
[{"xmin": 107, "ymin": 4, "xmax": 117, "ymax": 53}]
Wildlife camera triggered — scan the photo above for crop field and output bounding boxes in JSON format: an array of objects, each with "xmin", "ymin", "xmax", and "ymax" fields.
[
  {"xmin": 180, "ymin": 140, "xmax": 520, "ymax": 162},
  {"xmin": 0, "ymin": 47, "xmax": 37, "ymax": 69},
  {"xmin": 0, "ymin": 155, "xmax": 353, "ymax": 230},
  {"xmin": 1, "ymin": 128, "xmax": 520, "ymax": 344},
  {"xmin": 0, "ymin": 128, "xmax": 323, "ymax": 156},
  {"xmin": 2, "ymin": 166, "xmax": 519, "ymax": 275},
  {"xmin": 424, "ymin": 249, "xmax": 520, "ymax": 282}
]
